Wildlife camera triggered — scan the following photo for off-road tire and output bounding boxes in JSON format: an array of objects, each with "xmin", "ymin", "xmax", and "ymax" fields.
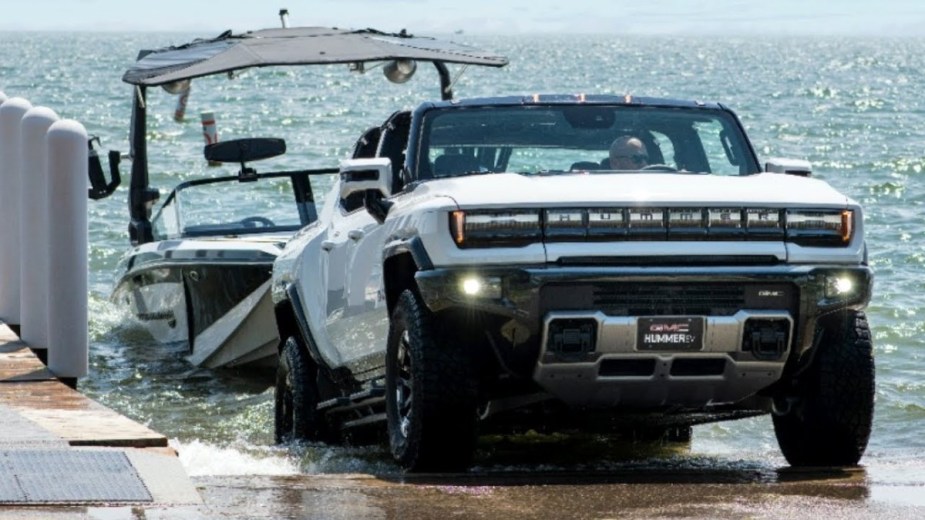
[
  {"xmin": 772, "ymin": 310, "xmax": 875, "ymax": 466},
  {"xmin": 385, "ymin": 289, "xmax": 479, "ymax": 472},
  {"xmin": 275, "ymin": 336, "xmax": 334, "ymax": 444}
]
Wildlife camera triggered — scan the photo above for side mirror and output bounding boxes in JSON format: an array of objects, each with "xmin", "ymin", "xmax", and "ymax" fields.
[
  {"xmin": 205, "ymin": 137, "xmax": 286, "ymax": 181},
  {"xmin": 205, "ymin": 137, "xmax": 286, "ymax": 164},
  {"xmin": 339, "ymin": 158, "xmax": 393, "ymax": 200},
  {"xmin": 765, "ymin": 158, "xmax": 812, "ymax": 177}
]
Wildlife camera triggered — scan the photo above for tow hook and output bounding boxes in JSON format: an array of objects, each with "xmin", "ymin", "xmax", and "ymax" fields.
[{"xmin": 771, "ymin": 396, "xmax": 797, "ymax": 416}]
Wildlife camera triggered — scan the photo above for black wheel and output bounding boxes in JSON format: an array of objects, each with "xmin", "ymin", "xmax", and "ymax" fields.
[
  {"xmin": 385, "ymin": 290, "xmax": 479, "ymax": 472},
  {"xmin": 275, "ymin": 336, "xmax": 334, "ymax": 444},
  {"xmin": 772, "ymin": 310, "xmax": 875, "ymax": 466}
]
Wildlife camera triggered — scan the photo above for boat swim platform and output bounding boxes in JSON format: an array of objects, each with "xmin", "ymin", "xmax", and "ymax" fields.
[{"xmin": 0, "ymin": 322, "xmax": 201, "ymax": 506}]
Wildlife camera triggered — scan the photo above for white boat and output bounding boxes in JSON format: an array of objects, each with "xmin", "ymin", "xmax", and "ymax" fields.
[{"xmin": 101, "ymin": 25, "xmax": 508, "ymax": 369}]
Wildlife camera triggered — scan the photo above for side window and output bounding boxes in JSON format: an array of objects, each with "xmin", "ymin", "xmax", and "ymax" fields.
[
  {"xmin": 376, "ymin": 111, "xmax": 412, "ymax": 192},
  {"xmin": 694, "ymin": 121, "xmax": 740, "ymax": 175},
  {"xmin": 648, "ymin": 131, "xmax": 675, "ymax": 168},
  {"xmin": 352, "ymin": 126, "xmax": 381, "ymax": 159},
  {"xmin": 341, "ymin": 127, "xmax": 382, "ymax": 213}
]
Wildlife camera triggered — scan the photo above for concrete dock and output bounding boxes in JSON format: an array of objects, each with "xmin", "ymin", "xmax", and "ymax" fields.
[{"xmin": 0, "ymin": 323, "xmax": 200, "ymax": 506}]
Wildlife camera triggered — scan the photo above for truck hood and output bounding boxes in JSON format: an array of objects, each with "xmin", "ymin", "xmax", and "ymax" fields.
[{"xmin": 425, "ymin": 172, "xmax": 852, "ymax": 209}]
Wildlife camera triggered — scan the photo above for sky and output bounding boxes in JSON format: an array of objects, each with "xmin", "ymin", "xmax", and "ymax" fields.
[{"xmin": 0, "ymin": 0, "xmax": 923, "ymax": 35}]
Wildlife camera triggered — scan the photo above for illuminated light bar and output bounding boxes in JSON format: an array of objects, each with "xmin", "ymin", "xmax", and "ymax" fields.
[
  {"xmin": 587, "ymin": 208, "xmax": 627, "ymax": 239},
  {"xmin": 545, "ymin": 209, "xmax": 587, "ymax": 239},
  {"xmin": 448, "ymin": 207, "xmax": 854, "ymax": 248},
  {"xmin": 708, "ymin": 208, "xmax": 745, "ymax": 238},
  {"xmin": 746, "ymin": 208, "xmax": 784, "ymax": 239},
  {"xmin": 628, "ymin": 208, "xmax": 664, "ymax": 227},
  {"xmin": 466, "ymin": 212, "xmax": 540, "ymax": 229},
  {"xmin": 708, "ymin": 208, "xmax": 742, "ymax": 228},
  {"xmin": 627, "ymin": 208, "xmax": 665, "ymax": 238},
  {"xmin": 450, "ymin": 210, "xmax": 542, "ymax": 248},
  {"xmin": 785, "ymin": 209, "xmax": 854, "ymax": 246},
  {"xmin": 667, "ymin": 208, "xmax": 706, "ymax": 237}
]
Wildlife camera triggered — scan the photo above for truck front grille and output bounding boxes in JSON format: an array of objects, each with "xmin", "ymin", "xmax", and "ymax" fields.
[{"xmin": 540, "ymin": 282, "xmax": 797, "ymax": 317}]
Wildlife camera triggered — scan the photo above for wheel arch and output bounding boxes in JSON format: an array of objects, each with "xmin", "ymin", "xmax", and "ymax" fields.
[
  {"xmin": 273, "ymin": 284, "xmax": 325, "ymax": 367},
  {"xmin": 274, "ymin": 299, "xmax": 299, "ymax": 354},
  {"xmin": 383, "ymin": 236, "xmax": 433, "ymax": 316}
]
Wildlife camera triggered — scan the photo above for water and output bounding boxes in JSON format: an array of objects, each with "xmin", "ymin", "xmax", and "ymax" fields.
[{"xmin": 1, "ymin": 31, "xmax": 924, "ymax": 478}]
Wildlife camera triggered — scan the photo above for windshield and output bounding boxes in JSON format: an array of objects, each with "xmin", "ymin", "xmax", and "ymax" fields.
[
  {"xmin": 151, "ymin": 171, "xmax": 326, "ymax": 240},
  {"xmin": 418, "ymin": 104, "xmax": 759, "ymax": 178}
]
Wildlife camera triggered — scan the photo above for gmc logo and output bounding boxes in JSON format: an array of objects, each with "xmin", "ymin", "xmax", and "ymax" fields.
[{"xmin": 649, "ymin": 323, "xmax": 690, "ymax": 333}]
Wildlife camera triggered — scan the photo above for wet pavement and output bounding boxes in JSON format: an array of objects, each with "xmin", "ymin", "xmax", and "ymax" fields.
[{"xmin": 2, "ymin": 461, "xmax": 924, "ymax": 519}]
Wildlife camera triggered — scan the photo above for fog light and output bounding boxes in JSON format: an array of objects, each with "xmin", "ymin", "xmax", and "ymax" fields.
[
  {"xmin": 459, "ymin": 276, "xmax": 502, "ymax": 299},
  {"xmin": 825, "ymin": 275, "xmax": 854, "ymax": 298}
]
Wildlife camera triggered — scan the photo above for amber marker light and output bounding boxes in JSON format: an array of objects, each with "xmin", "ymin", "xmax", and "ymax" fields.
[
  {"xmin": 841, "ymin": 210, "xmax": 853, "ymax": 243},
  {"xmin": 451, "ymin": 210, "xmax": 466, "ymax": 245}
]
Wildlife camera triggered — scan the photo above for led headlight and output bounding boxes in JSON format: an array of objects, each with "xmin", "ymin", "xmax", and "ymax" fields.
[
  {"xmin": 459, "ymin": 275, "xmax": 502, "ymax": 299},
  {"xmin": 450, "ymin": 210, "xmax": 542, "ymax": 248},
  {"xmin": 786, "ymin": 209, "xmax": 853, "ymax": 246},
  {"xmin": 825, "ymin": 274, "xmax": 855, "ymax": 298}
]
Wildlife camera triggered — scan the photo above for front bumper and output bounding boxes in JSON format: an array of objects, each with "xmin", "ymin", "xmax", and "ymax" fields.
[{"xmin": 415, "ymin": 264, "xmax": 873, "ymax": 409}]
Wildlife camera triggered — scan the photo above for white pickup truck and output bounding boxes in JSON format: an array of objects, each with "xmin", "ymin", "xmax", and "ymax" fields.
[{"xmin": 271, "ymin": 94, "xmax": 875, "ymax": 472}]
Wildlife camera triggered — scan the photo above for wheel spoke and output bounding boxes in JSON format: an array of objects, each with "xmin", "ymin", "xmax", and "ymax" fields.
[{"xmin": 395, "ymin": 329, "xmax": 415, "ymax": 437}]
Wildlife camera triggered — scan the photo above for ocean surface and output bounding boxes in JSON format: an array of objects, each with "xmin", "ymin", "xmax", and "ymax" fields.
[{"xmin": 1, "ymin": 31, "xmax": 923, "ymax": 481}]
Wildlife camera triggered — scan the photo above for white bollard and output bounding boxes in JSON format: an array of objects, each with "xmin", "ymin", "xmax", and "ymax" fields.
[
  {"xmin": 201, "ymin": 111, "xmax": 220, "ymax": 166},
  {"xmin": 20, "ymin": 107, "xmax": 59, "ymax": 350},
  {"xmin": 173, "ymin": 84, "xmax": 190, "ymax": 122},
  {"xmin": 46, "ymin": 119, "xmax": 88, "ymax": 379},
  {"xmin": 0, "ymin": 97, "xmax": 33, "ymax": 326}
]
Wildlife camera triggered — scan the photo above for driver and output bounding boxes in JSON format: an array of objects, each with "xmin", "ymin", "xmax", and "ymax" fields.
[{"xmin": 608, "ymin": 135, "xmax": 649, "ymax": 170}]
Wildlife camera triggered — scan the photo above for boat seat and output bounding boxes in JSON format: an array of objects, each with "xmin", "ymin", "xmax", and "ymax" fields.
[{"xmin": 434, "ymin": 153, "xmax": 481, "ymax": 176}]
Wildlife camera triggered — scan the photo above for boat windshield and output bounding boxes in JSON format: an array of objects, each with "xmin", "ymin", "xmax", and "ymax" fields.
[
  {"xmin": 151, "ymin": 170, "xmax": 332, "ymax": 240},
  {"xmin": 418, "ymin": 104, "xmax": 760, "ymax": 178}
]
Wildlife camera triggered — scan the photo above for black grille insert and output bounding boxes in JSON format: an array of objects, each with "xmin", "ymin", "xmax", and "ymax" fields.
[
  {"xmin": 594, "ymin": 283, "xmax": 745, "ymax": 316},
  {"xmin": 540, "ymin": 282, "xmax": 797, "ymax": 317}
]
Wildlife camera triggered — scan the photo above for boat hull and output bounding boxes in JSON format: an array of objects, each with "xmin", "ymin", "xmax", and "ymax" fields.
[{"xmin": 112, "ymin": 246, "xmax": 282, "ymax": 369}]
